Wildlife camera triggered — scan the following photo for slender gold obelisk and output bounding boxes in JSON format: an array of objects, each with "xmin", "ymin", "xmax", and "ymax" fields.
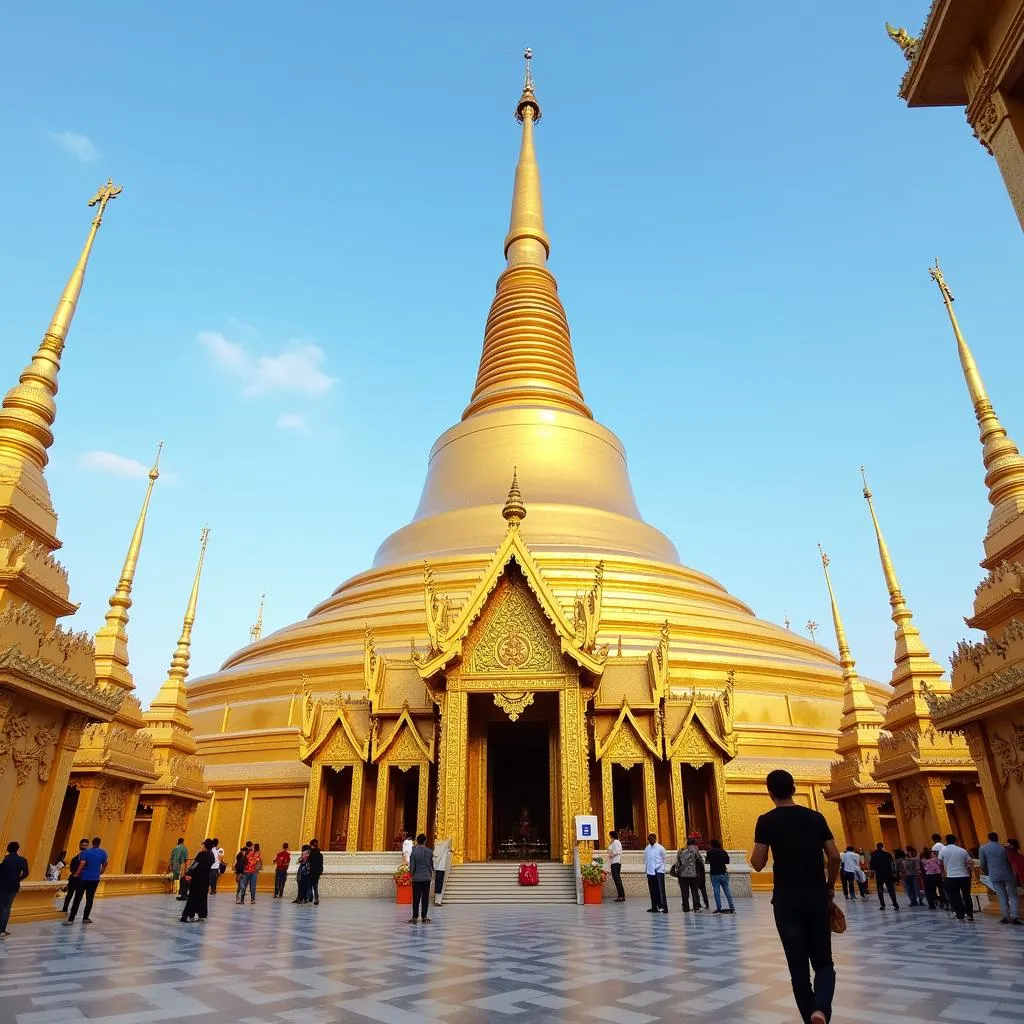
[
  {"xmin": 930, "ymin": 259, "xmax": 1024, "ymax": 538},
  {"xmin": 250, "ymin": 592, "xmax": 266, "ymax": 643}
]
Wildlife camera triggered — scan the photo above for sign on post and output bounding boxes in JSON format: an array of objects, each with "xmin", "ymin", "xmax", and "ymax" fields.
[{"xmin": 574, "ymin": 815, "xmax": 599, "ymax": 841}]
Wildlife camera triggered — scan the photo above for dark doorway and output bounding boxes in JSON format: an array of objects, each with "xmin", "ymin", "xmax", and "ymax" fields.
[
  {"xmin": 489, "ymin": 721, "xmax": 551, "ymax": 860},
  {"xmin": 401, "ymin": 768, "xmax": 419, "ymax": 839}
]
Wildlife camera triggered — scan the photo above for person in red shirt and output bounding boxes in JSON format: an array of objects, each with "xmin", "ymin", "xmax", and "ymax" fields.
[{"xmin": 273, "ymin": 843, "xmax": 291, "ymax": 899}]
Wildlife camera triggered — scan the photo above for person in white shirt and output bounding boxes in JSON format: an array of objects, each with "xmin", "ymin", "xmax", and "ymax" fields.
[
  {"xmin": 209, "ymin": 840, "xmax": 224, "ymax": 895},
  {"xmin": 608, "ymin": 831, "xmax": 625, "ymax": 903},
  {"xmin": 839, "ymin": 846, "xmax": 861, "ymax": 901},
  {"xmin": 931, "ymin": 833, "xmax": 945, "ymax": 854},
  {"xmin": 402, "ymin": 835, "xmax": 414, "ymax": 866},
  {"xmin": 432, "ymin": 837, "xmax": 452, "ymax": 905},
  {"xmin": 46, "ymin": 854, "xmax": 66, "ymax": 882},
  {"xmin": 938, "ymin": 834, "xmax": 975, "ymax": 922},
  {"xmin": 643, "ymin": 832, "xmax": 668, "ymax": 913}
]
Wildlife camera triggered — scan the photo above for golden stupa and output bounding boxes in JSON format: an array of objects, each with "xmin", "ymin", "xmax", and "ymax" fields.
[{"xmin": 188, "ymin": 54, "xmax": 887, "ymax": 864}]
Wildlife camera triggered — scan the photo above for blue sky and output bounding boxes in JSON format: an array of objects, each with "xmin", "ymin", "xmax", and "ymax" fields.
[{"xmin": 1, "ymin": 2, "xmax": 1021, "ymax": 705}]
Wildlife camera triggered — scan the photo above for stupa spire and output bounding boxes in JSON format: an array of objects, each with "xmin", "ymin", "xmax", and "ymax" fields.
[
  {"xmin": 93, "ymin": 442, "xmax": 162, "ymax": 690},
  {"xmin": 250, "ymin": 592, "xmax": 265, "ymax": 643},
  {"xmin": 0, "ymin": 180, "xmax": 122, "ymax": 473},
  {"xmin": 860, "ymin": 469, "xmax": 947, "ymax": 723},
  {"xmin": 818, "ymin": 545, "xmax": 882, "ymax": 726},
  {"xmin": 502, "ymin": 467, "xmax": 527, "ymax": 526},
  {"xmin": 462, "ymin": 49, "xmax": 591, "ymax": 421},
  {"xmin": 149, "ymin": 527, "xmax": 210, "ymax": 719},
  {"xmin": 929, "ymin": 259, "xmax": 1024, "ymax": 535}
]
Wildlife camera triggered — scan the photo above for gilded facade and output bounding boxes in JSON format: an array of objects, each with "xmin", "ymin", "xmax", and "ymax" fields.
[{"xmin": 888, "ymin": 3, "xmax": 1024, "ymax": 229}]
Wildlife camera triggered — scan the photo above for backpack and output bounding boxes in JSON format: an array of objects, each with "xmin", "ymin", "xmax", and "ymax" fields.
[{"xmin": 518, "ymin": 863, "xmax": 539, "ymax": 886}]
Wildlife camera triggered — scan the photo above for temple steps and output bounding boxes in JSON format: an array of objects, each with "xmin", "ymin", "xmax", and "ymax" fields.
[{"xmin": 442, "ymin": 862, "xmax": 577, "ymax": 905}]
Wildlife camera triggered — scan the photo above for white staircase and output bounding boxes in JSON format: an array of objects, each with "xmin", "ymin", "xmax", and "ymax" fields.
[{"xmin": 441, "ymin": 862, "xmax": 578, "ymax": 905}]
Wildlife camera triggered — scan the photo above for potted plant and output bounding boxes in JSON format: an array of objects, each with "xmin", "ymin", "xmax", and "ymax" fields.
[
  {"xmin": 393, "ymin": 863, "xmax": 413, "ymax": 904},
  {"xmin": 580, "ymin": 858, "xmax": 607, "ymax": 904}
]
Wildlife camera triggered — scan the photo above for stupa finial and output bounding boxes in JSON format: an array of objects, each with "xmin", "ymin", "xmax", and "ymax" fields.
[
  {"xmin": 929, "ymin": 259, "xmax": 1024, "ymax": 534},
  {"xmin": 0, "ymin": 179, "xmax": 122, "ymax": 472},
  {"xmin": 250, "ymin": 592, "xmax": 265, "ymax": 643},
  {"xmin": 502, "ymin": 467, "xmax": 527, "ymax": 526}
]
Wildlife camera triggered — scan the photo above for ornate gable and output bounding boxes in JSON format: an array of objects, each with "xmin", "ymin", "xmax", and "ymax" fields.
[
  {"xmin": 595, "ymin": 702, "xmax": 662, "ymax": 765},
  {"xmin": 373, "ymin": 707, "xmax": 433, "ymax": 764}
]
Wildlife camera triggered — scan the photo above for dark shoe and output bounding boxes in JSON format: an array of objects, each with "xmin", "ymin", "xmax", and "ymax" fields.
[
  {"xmin": 408, "ymin": 917, "xmax": 418, "ymax": 924},
  {"xmin": 422, "ymin": 916, "xmax": 431, "ymax": 923},
  {"xmin": 63, "ymin": 920, "xmax": 73, "ymax": 926},
  {"xmin": 313, "ymin": 900, "xmax": 319, "ymax": 906},
  {"xmin": 893, "ymin": 906, "xmax": 900, "ymax": 911},
  {"xmin": 1011, "ymin": 919, "xmax": 1023, "ymax": 925},
  {"xmin": 1000, "ymin": 917, "xmax": 1010, "ymax": 923},
  {"xmin": 712, "ymin": 909, "xmax": 722, "ymax": 914},
  {"xmin": 725, "ymin": 909, "xmax": 736, "ymax": 914},
  {"xmin": 660, "ymin": 908, "xmax": 669, "ymax": 914},
  {"xmin": 82, "ymin": 918, "xmax": 92, "ymax": 924},
  {"xmin": 647, "ymin": 908, "xmax": 659, "ymax": 913},
  {"xmin": 291, "ymin": 899, "xmax": 301, "ymax": 904}
]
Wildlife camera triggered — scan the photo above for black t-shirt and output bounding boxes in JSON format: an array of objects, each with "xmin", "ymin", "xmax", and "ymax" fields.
[
  {"xmin": 869, "ymin": 849, "xmax": 895, "ymax": 880},
  {"xmin": 754, "ymin": 804, "xmax": 833, "ymax": 892},
  {"xmin": 0, "ymin": 853, "xmax": 30, "ymax": 893},
  {"xmin": 706, "ymin": 847, "xmax": 729, "ymax": 875}
]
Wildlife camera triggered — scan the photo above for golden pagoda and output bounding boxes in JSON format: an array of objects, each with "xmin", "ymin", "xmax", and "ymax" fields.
[
  {"xmin": 861, "ymin": 468, "xmax": 985, "ymax": 846},
  {"xmin": 186, "ymin": 53, "xmax": 890, "ymax": 867},
  {"xmin": 820, "ymin": 547, "xmax": 888, "ymax": 849},
  {"xmin": 0, "ymin": 181, "xmax": 126, "ymax": 898},
  {"xmin": 924, "ymin": 263, "xmax": 1024, "ymax": 841}
]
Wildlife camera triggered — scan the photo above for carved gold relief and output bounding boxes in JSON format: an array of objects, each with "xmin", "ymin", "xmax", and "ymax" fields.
[
  {"xmin": 493, "ymin": 691, "xmax": 534, "ymax": 722},
  {"xmin": 470, "ymin": 575, "xmax": 559, "ymax": 674}
]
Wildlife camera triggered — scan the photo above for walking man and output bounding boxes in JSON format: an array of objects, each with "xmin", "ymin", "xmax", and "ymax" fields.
[
  {"xmin": 869, "ymin": 843, "xmax": 900, "ymax": 910},
  {"xmin": 979, "ymin": 832, "xmax": 1020, "ymax": 924},
  {"xmin": 706, "ymin": 839, "xmax": 735, "ymax": 914},
  {"xmin": 751, "ymin": 769, "xmax": 840, "ymax": 1024},
  {"xmin": 408, "ymin": 833, "xmax": 433, "ymax": 924},
  {"xmin": 308, "ymin": 839, "xmax": 323, "ymax": 906},
  {"xmin": 644, "ymin": 832, "xmax": 668, "ymax": 914},
  {"xmin": 61, "ymin": 839, "xmax": 89, "ymax": 916},
  {"xmin": 608, "ymin": 830, "xmax": 625, "ymax": 903},
  {"xmin": 432, "ymin": 836, "xmax": 452, "ymax": 906},
  {"xmin": 673, "ymin": 838, "xmax": 702, "ymax": 912},
  {"xmin": 0, "ymin": 841, "xmax": 30, "ymax": 938},
  {"xmin": 170, "ymin": 837, "xmax": 189, "ymax": 901},
  {"xmin": 939, "ymin": 834, "xmax": 975, "ymax": 922},
  {"xmin": 839, "ymin": 846, "xmax": 860, "ymax": 900},
  {"xmin": 273, "ymin": 842, "xmax": 291, "ymax": 899},
  {"xmin": 65, "ymin": 836, "xmax": 107, "ymax": 926},
  {"xmin": 209, "ymin": 838, "xmax": 224, "ymax": 894}
]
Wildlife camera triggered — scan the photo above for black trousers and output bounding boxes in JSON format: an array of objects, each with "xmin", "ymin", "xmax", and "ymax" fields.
[
  {"xmin": 177, "ymin": 875, "xmax": 189, "ymax": 899},
  {"xmin": 696, "ymin": 875, "xmax": 709, "ymax": 908},
  {"xmin": 772, "ymin": 890, "xmax": 835, "ymax": 1024},
  {"xmin": 923, "ymin": 873, "xmax": 945, "ymax": 908},
  {"xmin": 876, "ymin": 877, "xmax": 899, "ymax": 908},
  {"xmin": 274, "ymin": 869, "xmax": 288, "ymax": 897},
  {"xmin": 610, "ymin": 863, "xmax": 625, "ymax": 899},
  {"xmin": 677, "ymin": 876, "xmax": 701, "ymax": 911},
  {"xmin": 181, "ymin": 882, "xmax": 209, "ymax": 920},
  {"xmin": 411, "ymin": 880, "xmax": 430, "ymax": 919},
  {"xmin": 434, "ymin": 869, "xmax": 445, "ymax": 897},
  {"xmin": 840, "ymin": 870, "xmax": 857, "ymax": 898},
  {"xmin": 646, "ymin": 873, "xmax": 667, "ymax": 910},
  {"xmin": 61, "ymin": 878, "xmax": 80, "ymax": 914},
  {"xmin": 68, "ymin": 879, "xmax": 99, "ymax": 921},
  {"xmin": 945, "ymin": 876, "xmax": 974, "ymax": 920},
  {"xmin": 309, "ymin": 873, "xmax": 321, "ymax": 902}
]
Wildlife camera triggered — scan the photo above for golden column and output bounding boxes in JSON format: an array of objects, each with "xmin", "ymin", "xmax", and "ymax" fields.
[
  {"xmin": 140, "ymin": 528, "xmax": 212, "ymax": 873},
  {"xmin": 68, "ymin": 445, "xmax": 163, "ymax": 872},
  {"xmin": 819, "ymin": 547, "xmax": 887, "ymax": 849}
]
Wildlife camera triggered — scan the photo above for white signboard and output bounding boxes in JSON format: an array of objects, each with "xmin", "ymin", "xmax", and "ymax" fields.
[{"xmin": 574, "ymin": 814, "xmax": 599, "ymax": 841}]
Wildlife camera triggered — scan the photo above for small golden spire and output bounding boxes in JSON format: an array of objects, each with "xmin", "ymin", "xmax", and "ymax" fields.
[
  {"xmin": 930, "ymin": 259, "xmax": 1024, "ymax": 534},
  {"xmin": 861, "ymin": 467, "xmax": 913, "ymax": 626},
  {"xmin": 249, "ymin": 592, "xmax": 265, "ymax": 644},
  {"xmin": 166, "ymin": 527, "xmax": 210, "ymax": 689},
  {"xmin": 501, "ymin": 467, "xmax": 527, "ymax": 525},
  {"xmin": 0, "ymin": 180, "xmax": 122, "ymax": 472},
  {"xmin": 462, "ymin": 50, "xmax": 590, "ymax": 420}
]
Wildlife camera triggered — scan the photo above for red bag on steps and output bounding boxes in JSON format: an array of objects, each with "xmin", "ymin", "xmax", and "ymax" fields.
[{"xmin": 518, "ymin": 863, "xmax": 539, "ymax": 886}]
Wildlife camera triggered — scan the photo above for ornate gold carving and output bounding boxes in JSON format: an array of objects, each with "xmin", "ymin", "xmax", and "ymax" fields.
[
  {"xmin": 990, "ymin": 723, "xmax": 1024, "ymax": 789},
  {"xmin": 676, "ymin": 723, "xmax": 715, "ymax": 767},
  {"xmin": 885, "ymin": 22, "xmax": 918, "ymax": 62},
  {"xmin": 844, "ymin": 798, "xmax": 866, "ymax": 831},
  {"xmin": 470, "ymin": 575, "xmax": 559, "ymax": 674},
  {"xmin": 899, "ymin": 778, "xmax": 928, "ymax": 819},
  {"xmin": 572, "ymin": 560, "xmax": 605, "ymax": 655},
  {"xmin": 493, "ymin": 691, "xmax": 534, "ymax": 722},
  {"xmin": 166, "ymin": 800, "xmax": 189, "ymax": 832},
  {"xmin": 423, "ymin": 561, "xmax": 454, "ymax": 656},
  {"xmin": 96, "ymin": 781, "xmax": 129, "ymax": 822},
  {"xmin": 0, "ymin": 711, "xmax": 59, "ymax": 784},
  {"xmin": 928, "ymin": 664, "xmax": 1024, "ymax": 728}
]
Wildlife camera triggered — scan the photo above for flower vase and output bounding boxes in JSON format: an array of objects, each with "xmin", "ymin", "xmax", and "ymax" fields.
[
  {"xmin": 583, "ymin": 882, "xmax": 603, "ymax": 905},
  {"xmin": 396, "ymin": 884, "xmax": 413, "ymax": 905}
]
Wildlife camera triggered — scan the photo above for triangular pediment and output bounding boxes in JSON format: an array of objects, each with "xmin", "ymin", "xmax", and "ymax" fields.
[
  {"xmin": 666, "ymin": 709, "xmax": 733, "ymax": 763},
  {"xmin": 373, "ymin": 707, "xmax": 433, "ymax": 764},
  {"xmin": 302, "ymin": 707, "xmax": 369, "ymax": 765},
  {"xmin": 595, "ymin": 702, "xmax": 661, "ymax": 763}
]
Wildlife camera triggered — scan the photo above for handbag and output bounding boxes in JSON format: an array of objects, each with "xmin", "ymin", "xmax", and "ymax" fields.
[
  {"xmin": 518, "ymin": 863, "xmax": 539, "ymax": 886},
  {"xmin": 669, "ymin": 862, "xmax": 680, "ymax": 877},
  {"xmin": 829, "ymin": 901, "xmax": 847, "ymax": 935}
]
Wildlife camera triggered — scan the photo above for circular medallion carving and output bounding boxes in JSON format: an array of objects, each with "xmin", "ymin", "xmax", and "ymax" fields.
[{"xmin": 497, "ymin": 628, "xmax": 532, "ymax": 669}]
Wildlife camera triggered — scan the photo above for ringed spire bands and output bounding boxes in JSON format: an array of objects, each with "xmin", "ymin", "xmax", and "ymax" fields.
[{"xmin": 463, "ymin": 50, "xmax": 591, "ymax": 421}]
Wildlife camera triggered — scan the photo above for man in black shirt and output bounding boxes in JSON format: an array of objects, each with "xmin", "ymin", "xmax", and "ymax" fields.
[
  {"xmin": 0, "ymin": 841, "xmax": 31, "ymax": 937},
  {"xmin": 869, "ymin": 843, "xmax": 899, "ymax": 910},
  {"xmin": 751, "ymin": 769, "xmax": 841, "ymax": 1024},
  {"xmin": 61, "ymin": 839, "xmax": 89, "ymax": 916}
]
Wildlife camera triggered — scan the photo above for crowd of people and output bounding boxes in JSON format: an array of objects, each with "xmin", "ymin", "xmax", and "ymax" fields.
[{"xmin": 626, "ymin": 831, "xmax": 737, "ymax": 915}]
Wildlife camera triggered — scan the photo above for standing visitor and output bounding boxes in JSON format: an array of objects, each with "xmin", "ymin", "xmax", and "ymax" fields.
[
  {"xmin": 750, "ymin": 769, "xmax": 840, "ymax": 1024},
  {"xmin": 273, "ymin": 843, "xmax": 290, "ymax": 899},
  {"xmin": 644, "ymin": 833, "xmax": 668, "ymax": 914},
  {"xmin": 209, "ymin": 838, "xmax": 224, "ymax": 894},
  {"xmin": 694, "ymin": 845, "xmax": 710, "ymax": 910},
  {"xmin": 0, "ymin": 841, "xmax": 30, "ymax": 939},
  {"xmin": 979, "ymin": 832, "xmax": 1021, "ymax": 925},
  {"xmin": 607, "ymin": 831, "xmax": 625, "ymax": 903},
  {"xmin": 920, "ymin": 849, "xmax": 945, "ymax": 909},
  {"xmin": 408, "ymin": 833, "xmax": 433, "ymax": 924},
  {"xmin": 1006, "ymin": 838, "xmax": 1024, "ymax": 885},
  {"xmin": 64, "ymin": 836, "xmax": 107, "ymax": 926},
  {"xmin": 170, "ymin": 837, "xmax": 189, "ymax": 901},
  {"xmin": 308, "ymin": 839, "xmax": 323, "ymax": 906},
  {"xmin": 939, "ymin": 834, "xmax": 975, "ymax": 922},
  {"xmin": 706, "ymin": 839, "xmax": 735, "ymax": 914},
  {"xmin": 402, "ymin": 833, "xmax": 413, "ymax": 866},
  {"xmin": 900, "ymin": 846, "xmax": 922, "ymax": 906},
  {"xmin": 869, "ymin": 843, "xmax": 899, "ymax": 910},
  {"xmin": 61, "ymin": 839, "xmax": 89, "ymax": 916},
  {"xmin": 293, "ymin": 844, "xmax": 311, "ymax": 904},
  {"xmin": 46, "ymin": 851, "xmax": 67, "ymax": 882},
  {"xmin": 930, "ymin": 833, "xmax": 945, "ymax": 854},
  {"xmin": 244, "ymin": 843, "xmax": 263, "ymax": 904},
  {"xmin": 673, "ymin": 838, "xmax": 702, "ymax": 913},
  {"xmin": 234, "ymin": 845, "xmax": 249, "ymax": 904},
  {"xmin": 180, "ymin": 839, "xmax": 216, "ymax": 923},
  {"xmin": 839, "ymin": 846, "xmax": 860, "ymax": 900},
  {"xmin": 433, "ymin": 836, "xmax": 452, "ymax": 906}
]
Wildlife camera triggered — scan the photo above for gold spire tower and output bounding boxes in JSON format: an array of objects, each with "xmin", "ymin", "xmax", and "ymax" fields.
[
  {"xmin": 930, "ymin": 260, "xmax": 1024, "ymax": 542},
  {"xmin": 250, "ymin": 592, "xmax": 265, "ymax": 643},
  {"xmin": 819, "ymin": 546, "xmax": 887, "ymax": 849}
]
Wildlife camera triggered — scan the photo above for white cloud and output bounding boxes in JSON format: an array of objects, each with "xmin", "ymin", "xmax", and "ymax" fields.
[
  {"xmin": 49, "ymin": 130, "xmax": 98, "ymax": 163},
  {"xmin": 276, "ymin": 412, "xmax": 307, "ymax": 431},
  {"xmin": 78, "ymin": 450, "xmax": 177, "ymax": 483},
  {"xmin": 198, "ymin": 331, "xmax": 336, "ymax": 397}
]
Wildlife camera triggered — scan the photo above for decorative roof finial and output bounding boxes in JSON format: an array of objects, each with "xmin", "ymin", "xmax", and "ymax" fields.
[
  {"xmin": 502, "ymin": 467, "xmax": 527, "ymax": 525},
  {"xmin": 885, "ymin": 21, "xmax": 918, "ymax": 62},
  {"xmin": 249, "ymin": 592, "xmax": 265, "ymax": 643},
  {"xmin": 929, "ymin": 260, "xmax": 1024, "ymax": 534},
  {"xmin": 516, "ymin": 47, "xmax": 541, "ymax": 124}
]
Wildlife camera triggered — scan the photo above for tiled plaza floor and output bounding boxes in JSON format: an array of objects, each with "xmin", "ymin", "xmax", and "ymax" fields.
[{"xmin": 1, "ymin": 891, "xmax": 1024, "ymax": 1023}]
